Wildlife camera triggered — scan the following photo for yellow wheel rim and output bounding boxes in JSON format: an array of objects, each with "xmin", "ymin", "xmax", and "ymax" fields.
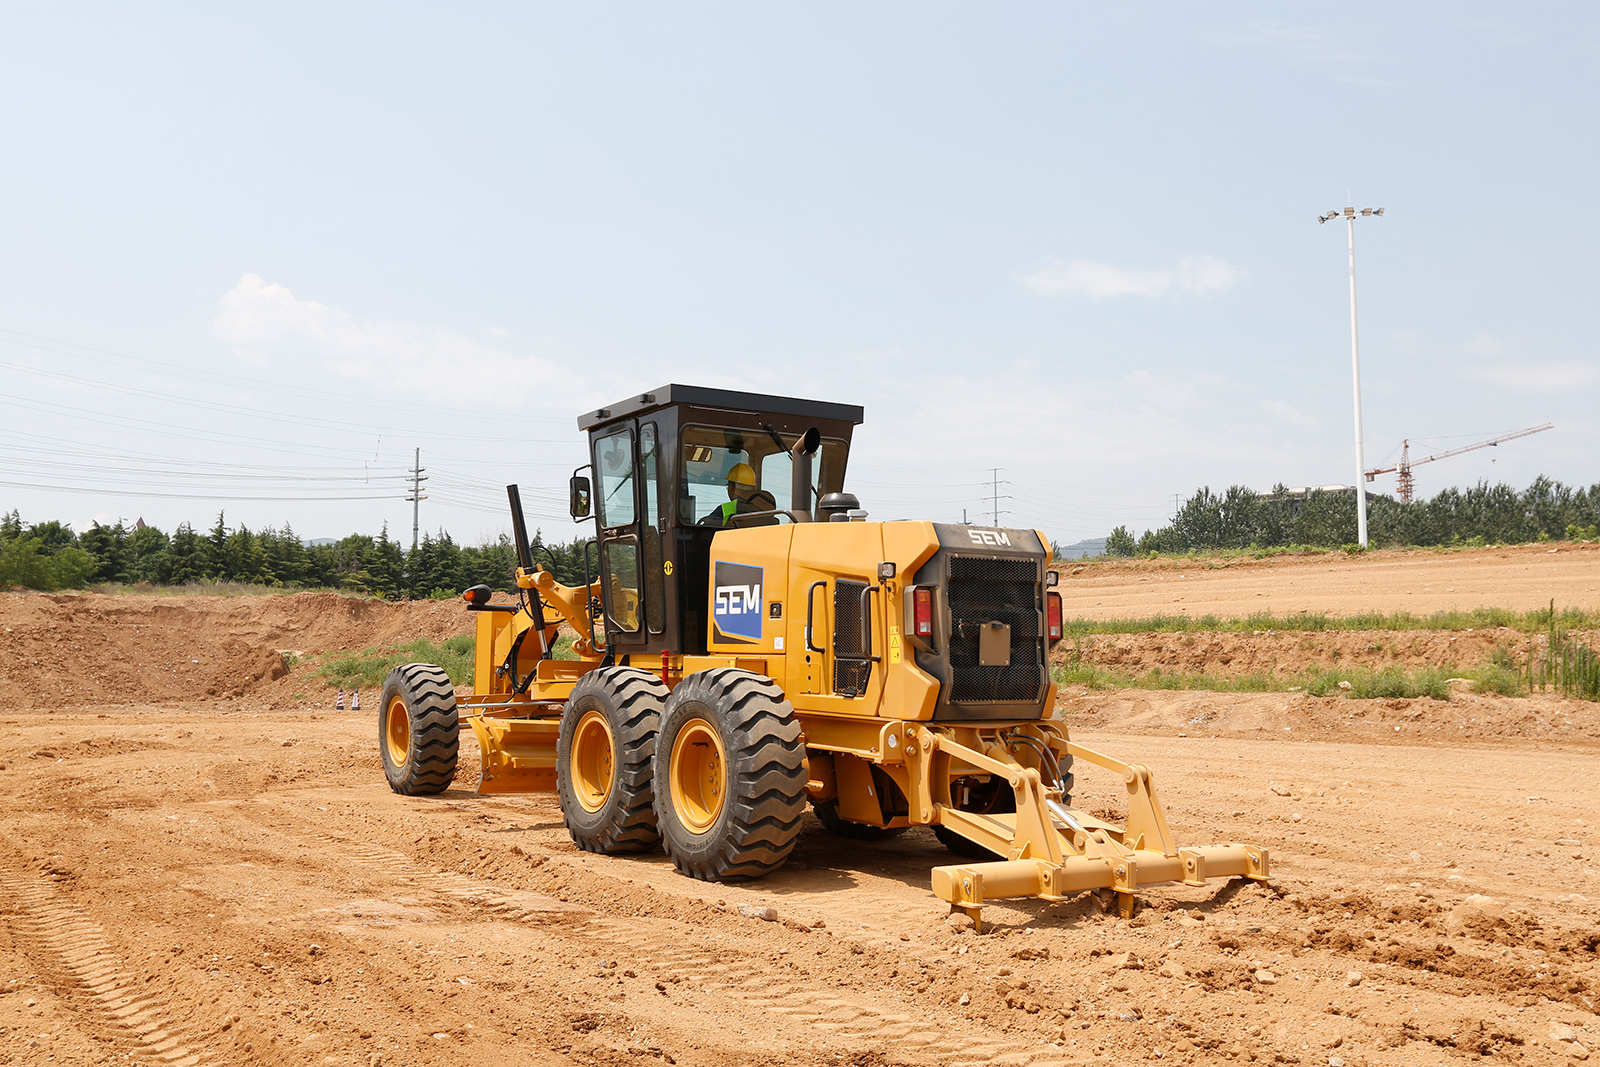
[
  {"xmin": 570, "ymin": 710, "xmax": 617, "ymax": 813},
  {"xmin": 385, "ymin": 696, "xmax": 411, "ymax": 767},
  {"xmin": 670, "ymin": 717, "xmax": 727, "ymax": 834}
]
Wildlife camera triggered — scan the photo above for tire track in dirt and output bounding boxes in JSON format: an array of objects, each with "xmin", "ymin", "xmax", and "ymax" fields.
[
  {"xmin": 257, "ymin": 819, "xmax": 1081, "ymax": 1066},
  {"xmin": 0, "ymin": 865, "xmax": 211, "ymax": 1066}
]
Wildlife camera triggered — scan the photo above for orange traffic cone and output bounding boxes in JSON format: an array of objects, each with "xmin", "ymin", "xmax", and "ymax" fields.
[
  {"xmin": 352, "ymin": 689, "xmax": 361, "ymax": 711},
  {"xmin": 335, "ymin": 688, "xmax": 345, "ymax": 710}
]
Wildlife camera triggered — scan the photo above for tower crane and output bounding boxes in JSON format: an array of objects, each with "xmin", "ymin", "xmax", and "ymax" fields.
[{"xmin": 1365, "ymin": 423, "xmax": 1553, "ymax": 503}]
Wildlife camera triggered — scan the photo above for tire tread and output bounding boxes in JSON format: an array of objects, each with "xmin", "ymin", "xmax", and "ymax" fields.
[
  {"xmin": 379, "ymin": 662, "xmax": 459, "ymax": 796},
  {"xmin": 656, "ymin": 668, "xmax": 807, "ymax": 882}
]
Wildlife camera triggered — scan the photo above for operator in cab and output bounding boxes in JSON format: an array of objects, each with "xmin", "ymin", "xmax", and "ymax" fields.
[{"xmin": 700, "ymin": 462, "xmax": 778, "ymax": 527}]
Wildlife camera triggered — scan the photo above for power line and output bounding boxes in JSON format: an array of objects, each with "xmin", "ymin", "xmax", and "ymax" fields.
[
  {"xmin": 408, "ymin": 448, "xmax": 428, "ymax": 554},
  {"xmin": 0, "ymin": 326, "xmax": 573, "ymax": 427},
  {"xmin": 988, "ymin": 467, "xmax": 1011, "ymax": 526}
]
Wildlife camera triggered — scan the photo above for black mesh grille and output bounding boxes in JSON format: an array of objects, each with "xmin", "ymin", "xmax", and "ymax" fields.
[
  {"xmin": 833, "ymin": 579, "xmax": 871, "ymax": 697},
  {"xmin": 947, "ymin": 555, "xmax": 1044, "ymax": 702}
]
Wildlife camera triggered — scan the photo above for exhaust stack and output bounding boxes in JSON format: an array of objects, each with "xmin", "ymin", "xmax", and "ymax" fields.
[{"xmin": 790, "ymin": 426, "xmax": 822, "ymax": 522}]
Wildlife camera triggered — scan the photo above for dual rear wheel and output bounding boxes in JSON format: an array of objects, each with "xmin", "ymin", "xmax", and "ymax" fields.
[{"xmin": 555, "ymin": 667, "xmax": 808, "ymax": 880}]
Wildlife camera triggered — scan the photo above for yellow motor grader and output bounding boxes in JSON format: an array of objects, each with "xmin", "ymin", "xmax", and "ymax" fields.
[{"xmin": 379, "ymin": 385, "xmax": 1266, "ymax": 926}]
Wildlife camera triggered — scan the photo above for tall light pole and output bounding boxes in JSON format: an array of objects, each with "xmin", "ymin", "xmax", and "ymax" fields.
[{"xmin": 1319, "ymin": 204, "xmax": 1383, "ymax": 548}]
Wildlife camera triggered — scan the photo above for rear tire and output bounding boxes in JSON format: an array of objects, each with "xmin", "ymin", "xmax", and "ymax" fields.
[
  {"xmin": 654, "ymin": 669, "xmax": 806, "ymax": 880},
  {"xmin": 380, "ymin": 663, "xmax": 459, "ymax": 795},
  {"xmin": 556, "ymin": 667, "xmax": 667, "ymax": 854}
]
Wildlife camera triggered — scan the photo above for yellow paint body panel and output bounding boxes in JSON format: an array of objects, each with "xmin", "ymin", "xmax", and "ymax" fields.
[{"xmin": 705, "ymin": 521, "xmax": 944, "ymax": 721}]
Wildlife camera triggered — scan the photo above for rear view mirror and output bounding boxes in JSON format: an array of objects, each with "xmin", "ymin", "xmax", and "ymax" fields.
[{"xmin": 569, "ymin": 475, "xmax": 592, "ymax": 520}]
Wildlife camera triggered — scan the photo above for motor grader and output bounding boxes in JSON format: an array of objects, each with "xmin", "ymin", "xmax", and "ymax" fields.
[{"xmin": 378, "ymin": 384, "xmax": 1267, "ymax": 926}]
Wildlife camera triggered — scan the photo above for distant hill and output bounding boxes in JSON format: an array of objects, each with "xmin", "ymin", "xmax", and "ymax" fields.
[{"xmin": 1053, "ymin": 537, "xmax": 1106, "ymax": 560}]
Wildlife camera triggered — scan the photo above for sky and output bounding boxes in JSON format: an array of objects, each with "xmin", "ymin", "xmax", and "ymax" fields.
[{"xmin": 2, "ymin": 2, "xmax": 1596, "ymax": 549}]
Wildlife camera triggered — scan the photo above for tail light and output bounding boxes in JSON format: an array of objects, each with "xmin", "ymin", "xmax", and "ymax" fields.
[
  {"xmin": 1046, "ymin": 591, "xmax": 1063, "ymax": 645},
  {"xmin": 912, "ymin": 586, "xmax": 934, "ymax": 639}
]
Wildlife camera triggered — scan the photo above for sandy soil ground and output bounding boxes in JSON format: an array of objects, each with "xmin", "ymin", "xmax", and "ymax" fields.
[
  {"xmin": 1, "ymin": 547, "xmax": 1598, "ymax": 1067},
  {"xmin": 1054, "ymin": 541, "xmax": 1600, "ymax": 620}
]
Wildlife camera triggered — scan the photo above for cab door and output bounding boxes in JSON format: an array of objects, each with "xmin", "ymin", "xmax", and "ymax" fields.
[{"xmin": 591, "ymin": 424, "xmax": 652, "ymax": 651}]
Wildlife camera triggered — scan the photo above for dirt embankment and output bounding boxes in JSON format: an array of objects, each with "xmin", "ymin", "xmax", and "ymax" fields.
[
  {"xmin": 0, "ymin": 590, "xmax": 471, "ymax": 710},
  {"xmin": 1061, "ymin": 627, "xmax": 1532, "ymax": 676}
]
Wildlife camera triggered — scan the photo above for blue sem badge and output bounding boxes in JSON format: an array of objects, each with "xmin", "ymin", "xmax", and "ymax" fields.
[{"xmin": 712, "ymin": 561, "xmax": 764, "ymax": 644}]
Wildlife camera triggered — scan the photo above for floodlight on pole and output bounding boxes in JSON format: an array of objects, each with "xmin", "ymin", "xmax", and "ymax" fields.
[{"xmin": 1317, "ymin": 203, "xmax": 1384, "ymax": 548}]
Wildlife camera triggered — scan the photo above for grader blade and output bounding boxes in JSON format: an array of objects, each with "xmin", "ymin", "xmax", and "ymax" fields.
[
  {"xmin": 468, "ymin": 715, "xmax": 560, "ymax": 795},
  {"xmin": 927, "ymin": 732, "xmax": 1269, "ymax": 927}
]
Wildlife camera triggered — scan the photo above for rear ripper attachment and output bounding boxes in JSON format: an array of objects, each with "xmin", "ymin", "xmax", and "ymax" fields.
[
  {"xmin": 382, "ymin": 384, "xmax": 1271, "ymax": 930},
  {"xmin": 909, "ymin": 724, "xmax": 1269, "ymax": 930}
]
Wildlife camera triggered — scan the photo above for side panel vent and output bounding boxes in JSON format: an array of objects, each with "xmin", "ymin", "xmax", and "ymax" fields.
[{"xmin": 832, "ymin": 579, "xmax": 871, "ymax": 697}]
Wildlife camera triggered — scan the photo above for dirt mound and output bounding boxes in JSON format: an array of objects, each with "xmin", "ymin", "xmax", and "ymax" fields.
[
  {"xmin": 1059, "ymin": 627, "xmax": 1531, "ymax": 676},
  {"xmin": 1060, "ymin": 686, "xmax": 1600, "ymax": 744},
  {"xmin": 0, "ymin": 591, "xmax": 471, "ymax": 710}
]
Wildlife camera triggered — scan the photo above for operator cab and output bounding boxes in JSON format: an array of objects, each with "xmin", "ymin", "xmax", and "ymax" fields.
[{"xmin": 570, "ymin": 385, "xmax": 863, "ymax": 657}]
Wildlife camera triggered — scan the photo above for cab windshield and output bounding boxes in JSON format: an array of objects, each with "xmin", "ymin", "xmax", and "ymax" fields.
[{"xmin": 680, "ymin": 425, "xmax": 848, "ymax": 525}]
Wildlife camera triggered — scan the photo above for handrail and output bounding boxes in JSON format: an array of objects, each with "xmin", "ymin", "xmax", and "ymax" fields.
[
  {"xmin": 580, "ymin": 539, "xmax": 607, "ymax": 653},
  {"xmin": 725, "ymin": 508, "xmax": 800, "ymax": 527},
  {"xmin": 835, "ymin": 584, "xmax": 881, "ymax": 672},
  {"xmin": 804, "ymin": 580, "xmax": 827, "ymax": 653}
]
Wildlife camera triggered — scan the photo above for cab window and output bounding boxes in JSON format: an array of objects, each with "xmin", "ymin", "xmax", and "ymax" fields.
[
  {"xmin": 679, "ymin": 424, "xmax": 848, "ymax": 524},
  {"xmin": 594, "ymin": 428, "xmax": 636, "ymax": 529}
]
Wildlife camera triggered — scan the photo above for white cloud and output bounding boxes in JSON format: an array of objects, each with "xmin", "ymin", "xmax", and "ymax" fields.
[
  {"xmin": 1467, "ymin": 361, "xmax": 1597, "ymax": 392},
  {"xmin": 210, "ymin": 273, "xmax": 586, "ymax": 407},
  {"xmin": 1463, "ymin": 333, "xmax": 1502, "ymax": 358},
  {"xmin": 1261, "ymin": 398, "xmax": 1321, "ymax": 432},
  {"xmin": 1175, "ymin": 255, "xmax": 1246, "ymax": 296},
  {"xmin": 1221, "ymin": 20, "xmax": 1376, "ymax": 67},
  {"xmin": 1019, "ymin": 255, "xmax": 1244, "ymax": 299}
]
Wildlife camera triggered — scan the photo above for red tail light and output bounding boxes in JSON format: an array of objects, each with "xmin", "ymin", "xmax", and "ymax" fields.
[
  {"xmin": 912, "ymin": 586, "xmax": 934, "ymax": 638},
  {"xmin": 1046, "ymin": 591, "xmax": 1063, "ymax": 644}
]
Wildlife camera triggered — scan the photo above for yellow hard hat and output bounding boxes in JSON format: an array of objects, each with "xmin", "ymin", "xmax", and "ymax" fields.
[{"xmin": 726, "ymin": 462, "xmax": 757, "ymax": 487}]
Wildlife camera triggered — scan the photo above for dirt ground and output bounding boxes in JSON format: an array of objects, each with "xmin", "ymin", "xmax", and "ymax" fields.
[{"xmin": 2, "ymin": 547, "xmax": 1598, "ymax": 1067}]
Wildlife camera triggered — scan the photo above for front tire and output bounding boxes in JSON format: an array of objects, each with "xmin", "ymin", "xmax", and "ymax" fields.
[
  {"xmin": 380, "ymin": 663, "xmax": 459, "ymax": 795},
  {"xmin": 556, "ymin": 667, "xmax": 666, "ymax": 854},
  {"xmin": 654, "ymin": 669, "xmax": 806, "ymax": 880}
]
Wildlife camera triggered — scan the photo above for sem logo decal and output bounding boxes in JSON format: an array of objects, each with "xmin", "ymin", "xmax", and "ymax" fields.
[
  {"xmin": 968, "ymin": 529, "xmax": 1012, "ymax": 547},
  {"xmin": 712, "ymin": 561, "xmax": 764, "ymax": 644}
]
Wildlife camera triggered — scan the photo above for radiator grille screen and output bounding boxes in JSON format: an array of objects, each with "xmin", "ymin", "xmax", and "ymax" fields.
[{"xmin": 947, "ymin": 556, "xmax": 1043, "ymax": 702}]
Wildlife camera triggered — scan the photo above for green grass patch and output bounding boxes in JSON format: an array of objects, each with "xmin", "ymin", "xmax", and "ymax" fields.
[
  {"xmin": 1052, "ymin": 661, "xmax": 1502, "ymax": 700},
  {"xmin": 1298, "ymin": 666, "xmax": 1452, "ymax": 700},
  {"xmin": 87, "ymin": 580, "xmax": 350, "ymax": 597},
  {"xmin": 317, "ymin": 634, "xmax": 475, "ymax": 689},
  {"xmin": 1062, "ymin": 605, "xmax": 1600, "ymax": 637},
  {"xmin": 1464, "ymin": 662, "xmax": 1525, "ymax": 697},
  {"xmin": 1524, "ymin": 602, "xmax": 1600, "ymax": 701}
]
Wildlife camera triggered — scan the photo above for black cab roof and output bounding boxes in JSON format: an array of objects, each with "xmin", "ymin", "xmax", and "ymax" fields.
[{"xmin": 577, "ymin": 384, "xmax": 864, "ymax": 432}]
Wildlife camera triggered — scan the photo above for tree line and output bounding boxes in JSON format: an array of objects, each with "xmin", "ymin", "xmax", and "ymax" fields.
[
  {"xmin": 1104, "ymin": 476, "xmax": 1600, "ymax": 556},
  {"xmin": 0, "ymin": 510, "xmax": 592, "ymax": 596}
]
